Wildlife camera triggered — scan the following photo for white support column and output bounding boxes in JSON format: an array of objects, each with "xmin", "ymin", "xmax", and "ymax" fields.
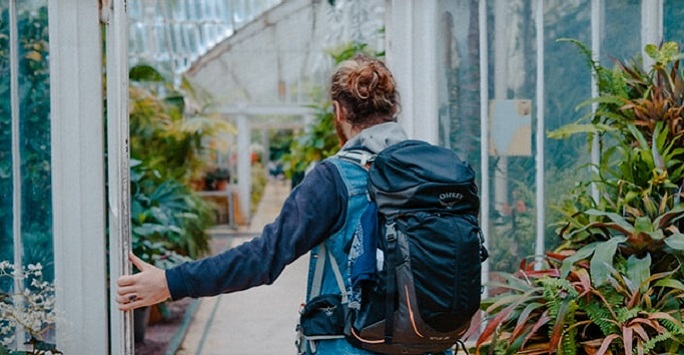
[
  {"xmin": 237, "ymin": 115, "xmax": 252, "ymax": 223},
  {"xmin": 641, "ymin": 0, "xmax": 663, "ymax": 70},
  {"xmin": 385, "ymin": 0, "xmax": 438, "ymax": 143},
  {"xmin": 9, "ymin": 0, "xmax": 25, "ymax": 349},
  {"xmin": 106, "ymin": 0, "xmax": 134, "ymax": 353},
  {"xmin": 49, "ymin": 0, "xmax": 108, "ymax": 353}
]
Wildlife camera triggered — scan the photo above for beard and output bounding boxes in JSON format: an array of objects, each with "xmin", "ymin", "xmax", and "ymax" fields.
[{"xmin": 335, "ymin": 119, "xmax": 348, "ymax": 146}]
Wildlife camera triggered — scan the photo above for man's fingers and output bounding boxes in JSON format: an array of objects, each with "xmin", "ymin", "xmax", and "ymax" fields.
[
  {"xmin": 117, "ymin": 274, "xmax": 136, "ymax": 287},
  {"xmin": 129, "ymin": 252, "xmax": 149, "ymax": 271},
  {"xmin": 117, "ymin": 285, "xmax": 136, "ymax": 296}
]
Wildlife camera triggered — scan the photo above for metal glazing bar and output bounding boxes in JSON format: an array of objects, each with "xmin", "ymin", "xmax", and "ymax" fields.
[
  {"xmin": 534, "ymin": 0, "xmax": 545, "ymax": 269},
  {"xmin": 9, "ymin": 0, "xmax": 25, "ymax": 350},
  {"xmin": 106, "ymin": 0, "xmax": 134, "ymax": 353},
  {"xmin": 479, "ymin": 0, "xmax": 490, "ymax": 296},
  {"xmin": 590, "ymin": 0, "xmax": 602, "ymax": 202}
]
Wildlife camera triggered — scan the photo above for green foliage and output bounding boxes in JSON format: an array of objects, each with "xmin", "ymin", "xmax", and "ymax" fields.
[
  {"xmin": 477, "ymin": 41, "xmax": 684, "ymax": 354},
  {"xmin": 129, "ymin": 65, "xmax": 234, "ymax": 265},
  {"xmin": 0, "ymin": 4, "xmax": 53, "ymax": 280},
  {"xmin": 130, "ymin": 160, "xmax": 212, "ymax": 266},
  {"xmin": 280, "ymin": 42, "xmax": 382, "ymax": 181},
  {"xmin": 129, "ymin": 64, "xmax": 235, "ymax": 184}
]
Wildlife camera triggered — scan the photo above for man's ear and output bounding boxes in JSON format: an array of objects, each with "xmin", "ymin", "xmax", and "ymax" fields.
[{"xmin": 333, "ymin": 100, "xmax": 345, "ymax": 122}]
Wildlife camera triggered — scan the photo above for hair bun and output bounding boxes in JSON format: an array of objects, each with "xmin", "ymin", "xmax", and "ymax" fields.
[
  {"xmin": 329, "ymin": 54, "xmax": 400, "ymax": 127},
  {"xmin": 348, "ymin": 66, "xmax": 379, "ymax": 100}
]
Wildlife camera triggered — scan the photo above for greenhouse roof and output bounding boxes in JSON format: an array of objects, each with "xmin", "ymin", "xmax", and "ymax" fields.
[
  {"xmin": 128, "ymin": 0, "xmax": 385, "ymax": 111},
  {"xmin": 128, "ymin": 0, "xmax": 283, "ymax": 80}
]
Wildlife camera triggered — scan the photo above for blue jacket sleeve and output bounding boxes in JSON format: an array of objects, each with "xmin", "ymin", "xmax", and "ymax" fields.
[{"xmin": 165, "ymin": 161, "xmax": 347, "ymax": 300}]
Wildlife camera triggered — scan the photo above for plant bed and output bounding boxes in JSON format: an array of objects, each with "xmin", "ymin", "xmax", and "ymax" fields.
[{"xmin": 135, "ymin": 298, "xmax": 196, "ymax": 355}]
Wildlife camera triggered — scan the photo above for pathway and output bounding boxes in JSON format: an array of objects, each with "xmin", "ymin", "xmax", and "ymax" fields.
[{"xmin": 176, "ymin": 178, "xmax": 306, "ymax": 355}]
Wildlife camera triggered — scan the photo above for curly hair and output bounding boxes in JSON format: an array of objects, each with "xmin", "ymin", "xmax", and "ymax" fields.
[{"xmin": 329, "ymin": 54, "xmax": 401, "ymax": 129}]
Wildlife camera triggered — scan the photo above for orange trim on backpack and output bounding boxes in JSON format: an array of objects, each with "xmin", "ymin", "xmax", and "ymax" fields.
[
  {"xmin": 405, "ymin": 285, "xmax": 425, "ymax": 338},
  {"xmin": 351, "ymin": 327, "xmax": 385, "ymax": 344}
]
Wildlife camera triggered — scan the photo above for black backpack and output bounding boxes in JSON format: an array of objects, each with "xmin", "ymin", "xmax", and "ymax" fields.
[{"xmin": 338, "ymin": 139, "xmax": 488, "ymax": 354}]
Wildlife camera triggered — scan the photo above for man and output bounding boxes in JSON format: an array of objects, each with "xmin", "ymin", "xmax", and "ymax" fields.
[{"xmin": 117, "ymin": 55, "xmax": 452, "ymax": 355}]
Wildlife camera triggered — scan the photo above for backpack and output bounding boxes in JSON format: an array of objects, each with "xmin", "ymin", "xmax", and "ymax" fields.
[{"xmin": 338, "ymin": 139, "xmax": 488, "ymax": 354}]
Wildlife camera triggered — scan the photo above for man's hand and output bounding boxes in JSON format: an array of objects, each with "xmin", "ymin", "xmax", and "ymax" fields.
[{"xmin": 116, "ymin": 253, "xmax": 171, "ymax": 311}]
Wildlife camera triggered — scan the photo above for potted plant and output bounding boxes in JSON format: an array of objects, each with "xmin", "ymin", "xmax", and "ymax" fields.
[{"xmin": 204, "ymin": 167, "xmax": 230, "ymax": 191}]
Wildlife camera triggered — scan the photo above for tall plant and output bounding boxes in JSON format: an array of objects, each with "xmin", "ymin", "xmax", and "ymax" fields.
[{"xmin": 475, "ymin": 42, "xmax": 684, "ymax": 355}]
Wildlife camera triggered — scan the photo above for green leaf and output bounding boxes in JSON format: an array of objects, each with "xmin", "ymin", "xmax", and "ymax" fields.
[
  {"xmin": 560, "ymin": 242, "xmax": 598, "ymax": 278},
  {"xmin": 574, "ymin": 95, "xmax": 628, "ymax": 111},
  {"xmin": 547, "ymin": 122, "xmax": 617, "ymax": 140},
  {"xmin": 626, "ymin": 254, "xmax": 651, "ymax": 294},
  {"xmin": 664, "ymin": 233, "xmax": 684, "ymax": 251},
  {"xmin": 129, "ymin": 64, "xmax": 167, "ymax": 82},
  {"xmin": 653, "ymin": 278, "xmax": 684, "ymax": 292},
  {"xmin": 590, "ymin": 236, "xmax": 626, "ymax": 287},
  {"xmin": 585, "ymin": 209, "xmax": 634, "ymax": 233},
  {"xmin": 644, "ymin": 44, "xmax": 660, "ymax": 60}
]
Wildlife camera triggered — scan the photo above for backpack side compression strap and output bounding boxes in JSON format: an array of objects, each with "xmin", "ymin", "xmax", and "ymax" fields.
[
  {"xmin": 383, "ymin": 222, "xmax": 398, "ymax": 343},
  {"xmin": 309, "ymin": 243, "xmax": 348, "ymax": 303}
]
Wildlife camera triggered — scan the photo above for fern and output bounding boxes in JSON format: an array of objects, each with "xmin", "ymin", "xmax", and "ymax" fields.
[
  {"xmin": 538, "ymin": 277, "xmax": 579, "ymax": 355},
  {"xmin": 661, "ymin": 316, "xmax": 684, "ymax": 337},
  {"xmin": 559, "ymin": 305, "xmax": 578, "ymax": 355},
  {"xmin": 583, "ymin": 302, "xmax": 618, "ymax": 335},
  {"xmin": 616, "ymin": 307, "xmax": 641, "ymax": 324},
  {"xmin": 642, "ymin": 330, "xmax": 672, "ymax": 354}
]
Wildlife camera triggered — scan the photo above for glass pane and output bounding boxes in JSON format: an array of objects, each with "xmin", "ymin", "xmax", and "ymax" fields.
[
  {"xmin": 18, "ymin": 0, "xmax": 53, "ymax": 282},
  {"xmin": 1, "ymin": 0, "xmax": 54, "ymax": 349},
  {"xmin": 0, "ymin": 1, "xmax": 13, "ymax": 274},
  {"xmin": 663, "ymin": 0, "xmax": 684, "ymax": 43},
  {"xmin": 602, "ymin": 0, "xmax": 641, "ymax": 65},
  {"xmin": 438, "ymin": 0, "xmax": 480, "ymax": 166},
  {"xmin": 543, "ymin": 1, "xmax": 592, "ymax": 254},
  {"xmin": 486, "ymin": 0, "xmax": 538, "ymax": 273}
]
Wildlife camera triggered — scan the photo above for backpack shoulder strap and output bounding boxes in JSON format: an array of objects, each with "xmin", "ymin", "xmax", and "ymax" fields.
[{"xmin": 337, "ymin": 149, "xmax": 376, "ymax": 170}]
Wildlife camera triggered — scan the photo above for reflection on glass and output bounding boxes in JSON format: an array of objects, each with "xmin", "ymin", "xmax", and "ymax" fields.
[
  {"xmin": 0, "ymin": 0, "xmax": 13, "ymax": 276},
  {"xmin": 485, "ymin": 0, "xmax": 538, "ymax": 273},
  {"xmin": 602, "ymin": 0, "xmax": 640, "ymax": 66},
  {"xmin": 543, "ymin": 0, "xmax": 592, "ymax": 257},
  {"xmin": 18, "ymin": 0, "xmax": 53, "ymax": 283},
  {"xmin": 664, "ymin": 0, "xmax": 684, "ymax": 43},
  {"xmin": 1, "ymin": 0, "xmax": 55, "ymax": 348},
  {"xmin": 438, "ymin": 0, "xmax": 480, "ymax": 167}
]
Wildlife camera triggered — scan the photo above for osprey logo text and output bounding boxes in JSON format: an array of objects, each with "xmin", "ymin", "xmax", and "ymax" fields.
[{"xmin": 439, "ymin": 192, "xmax": 463, "ymax": 208}]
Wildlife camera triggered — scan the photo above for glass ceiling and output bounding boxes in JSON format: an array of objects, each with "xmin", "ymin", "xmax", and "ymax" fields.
[
  {"xmin": 128, "ymin": 0, "xmax": 385, "ymax": 110},
  {"xmin": 128, "ymin": 0, "xmax": 283, "ymax": 80}
]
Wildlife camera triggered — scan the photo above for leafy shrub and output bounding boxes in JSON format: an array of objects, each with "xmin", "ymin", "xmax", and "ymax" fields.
[{"xmin": 475, "ymin": 42, "xmax": 684, "ymax": 355}]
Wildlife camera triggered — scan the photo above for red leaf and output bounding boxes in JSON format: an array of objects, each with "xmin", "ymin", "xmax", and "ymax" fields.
[{"xmin": 597, "ymin": 334, "xmax": 620, "ymax": 355}]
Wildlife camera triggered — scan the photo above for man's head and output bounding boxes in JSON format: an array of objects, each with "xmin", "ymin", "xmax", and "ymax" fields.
[{"xmin": 329, "ymin": 54, "xmax": 400, "ymax": 143}]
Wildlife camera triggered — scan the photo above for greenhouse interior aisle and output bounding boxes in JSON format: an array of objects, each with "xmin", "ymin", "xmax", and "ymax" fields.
[{"xmin": 176, "ymin": 178, "xmax": 307, "ymax": 355}]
